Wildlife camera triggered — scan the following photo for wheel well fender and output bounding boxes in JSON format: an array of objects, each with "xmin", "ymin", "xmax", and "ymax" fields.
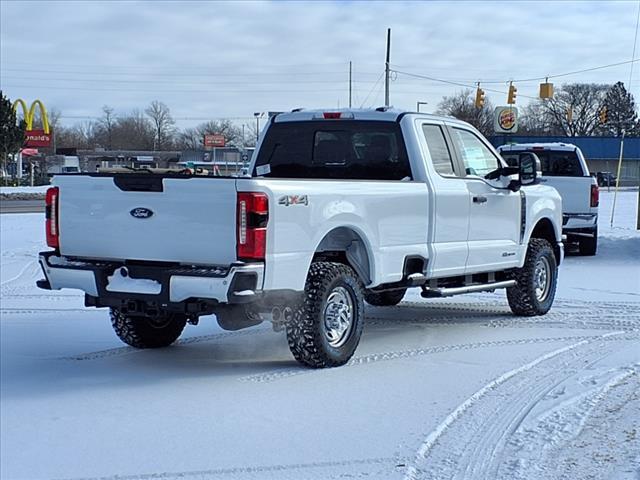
[
  {"xmin": 313, "ymin": 227, "xmax": 373, "ymax": 285},
  {"xmin": 529, "ymin": 217, "xmax": 562, "ymax": 264}
]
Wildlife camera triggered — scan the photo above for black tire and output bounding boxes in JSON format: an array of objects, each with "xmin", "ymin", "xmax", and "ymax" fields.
[
  {"xmin": 110, "ymin": 309, "xmax": 186, "ymax": 348},
  {"xmin": 578, "ymin": 227, "xmax": 598, "ymax": 256},
  {"xmin": 286, "ymin": 262, "xmax": 364, "ymax": 368},
  {"xmin": 507, "ymin": 238, "xmax": 558, "ymax": 316},
  {"xmin": 364, "ymin": 288, "xmax": 406, "ymax": 306}
]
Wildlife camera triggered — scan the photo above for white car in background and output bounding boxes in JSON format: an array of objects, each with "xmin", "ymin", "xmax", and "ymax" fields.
[{"xmin": 498, "ymin": 142, "xmax": 599, "ymax": 256}]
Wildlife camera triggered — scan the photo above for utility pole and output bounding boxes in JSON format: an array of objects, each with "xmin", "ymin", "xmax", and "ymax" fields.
[
  {"xmin": 253, "ymin": 112, "xmax": 264, "ymax": 145},
  {"xmin": 349, "ymin": 61, "xmax": 352, "ymax": 109},
  {"xmin": 610, "ymin": 129, "xmax": 626, "ymax": 227},
  {"xmin": 384, "ymin": 28, "xmax": 391, "ymax": 107}
]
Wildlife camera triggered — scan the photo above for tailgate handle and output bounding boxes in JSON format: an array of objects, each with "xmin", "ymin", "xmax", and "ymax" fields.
[{"xmin": 114, "ymin": 175, "xmax": 164, "ymax": 192}]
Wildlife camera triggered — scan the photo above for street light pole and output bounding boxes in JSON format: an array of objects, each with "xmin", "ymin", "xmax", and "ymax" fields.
[
  {"xmin": 253, "ymin": 112, "xmax": 263, "ymax": 145},
  {"xmin": 416, "ymin": 101, "xmax": 428, "ymax": 112}
]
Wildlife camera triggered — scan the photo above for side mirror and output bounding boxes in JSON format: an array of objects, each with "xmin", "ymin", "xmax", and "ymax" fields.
[{"xmin": 518, "ymin": 152, "xmax": 539, "ymax": 186}]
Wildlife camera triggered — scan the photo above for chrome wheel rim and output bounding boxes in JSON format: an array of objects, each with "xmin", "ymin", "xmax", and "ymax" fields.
[
  {"xmin": 534, "ymin": 256, "xmax": 551, "ymax": 302},
  {"xmin": 323, "ymin": 286, "xmax": 354, "ymax": 348}
]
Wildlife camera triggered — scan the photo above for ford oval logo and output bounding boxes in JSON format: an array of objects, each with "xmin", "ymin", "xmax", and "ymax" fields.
[{"xmin": 130, "ymin": 207, "xmax": 154, "ymax": 219}]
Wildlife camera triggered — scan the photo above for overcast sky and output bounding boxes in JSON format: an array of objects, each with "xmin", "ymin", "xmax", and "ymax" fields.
[{"xmin": 1, "ymin": 0, "xmax": 638, "ymax": 129}]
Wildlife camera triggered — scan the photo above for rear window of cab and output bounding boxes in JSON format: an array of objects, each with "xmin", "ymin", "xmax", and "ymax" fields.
[
  {"xmin": 501, "ymin": 149, "xmax": 585, "ymax": 177},
  {"xmin": 253, "ymin": 120, "xmax": 412, "ymax": 181}
]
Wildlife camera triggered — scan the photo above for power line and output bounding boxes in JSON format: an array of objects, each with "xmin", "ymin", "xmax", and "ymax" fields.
[
  {"xmin": 360, "ymin": 71, "xmax": 385, "ymax": 108},
  {"xmin": 0, "ymin": 67, "xmax": 382, "ymax": 78},
  {"xmin": 391, "ymin": 69, "xmax": 538, "ymax": 100},
  {"xmin": 0, "ymin": 83, "xmax": 349, "ymax": 94},
  {"xmin": 391, "ymin": 58, "xmax": 640, "ymax": 86},
  {"xmin": 0, "ymin": 75, "xmax": 379, "ymax": 86},
  {"xmin": 629, "ymin": 1, "xmax": 640, "ymax": 88}
]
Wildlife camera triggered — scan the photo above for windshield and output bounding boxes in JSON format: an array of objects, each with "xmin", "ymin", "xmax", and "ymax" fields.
[{"xmin": 501, "ymin": 149, "xmax": 585, "ymax": 177}]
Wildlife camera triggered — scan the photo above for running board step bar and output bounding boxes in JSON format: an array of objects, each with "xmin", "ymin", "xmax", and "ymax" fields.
[{"xmin": 421, "ymin": 280, "xmax": 516, "ymax": 298}]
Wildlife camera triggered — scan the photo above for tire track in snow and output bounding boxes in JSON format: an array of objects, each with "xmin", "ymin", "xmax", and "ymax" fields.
[
  {"xmin": 403, "ymin": 331, "xmax": 627, "ymax": 480},
  {"xmin": 55, "ymin": 455, "xmax": 411, "ymax": 480},
  {"xmin": 0, "ymin": 307, "xmax": 93, "ymax": 314},
  {"xmin": 451, "ymin": 351, "xmax": 629, "ymax": 479},
  {"xmin": 0, "ymin": 258, "xmax": 39, "ymax": 287},
  {"xmin": 497, "ymin": 366, "xmax": 639, "ymax": 480},
  {"xmin": 239, "ymin": 333, "xmax": 638, "ymax": 384},
  {"xmin": 62, "ymin": 326, "xmax": 272, "ymax": 361}
]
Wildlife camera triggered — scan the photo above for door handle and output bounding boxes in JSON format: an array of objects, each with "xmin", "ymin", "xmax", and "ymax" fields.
[{"xmin": 473, "ymin": 195, "xmax": 488, "ymax": 204}]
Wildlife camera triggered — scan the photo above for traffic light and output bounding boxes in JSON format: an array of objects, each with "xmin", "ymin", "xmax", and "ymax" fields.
[
  {"xmin": 566, "ymin": 107, "xmax": 573, "ymax": 123},
  {"xmin": 475, "ymin": 86, "xmax": 485, "ymax": 108},
  {"xmin": 539, "ymin": 81, "xmax": 554, "ymax": 99},
  {"xmin": 507, "ymin": 83, "xmax": 517, "ymax": 105},
  {"xmin": 599, "ymin": 106, "xmax": 608, "ymax": 124}
]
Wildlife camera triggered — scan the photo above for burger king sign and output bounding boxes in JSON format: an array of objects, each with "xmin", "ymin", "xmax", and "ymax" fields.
[{"xmin": 493, "ymin": 106, "xmax": 518, "ymax": 133}]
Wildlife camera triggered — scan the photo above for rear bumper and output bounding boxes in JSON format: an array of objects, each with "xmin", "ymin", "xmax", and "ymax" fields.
[
  {"xmin": 562, "ymin": 213, "xmax": 597, "ymax": 232},
  {"xmin": 37, "ymin": 251, "xmax": 264, "ymax": 309}
]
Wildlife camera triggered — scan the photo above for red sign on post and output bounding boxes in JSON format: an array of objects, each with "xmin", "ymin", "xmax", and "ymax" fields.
[
  {"xmin": 204, "ymin": 134, "xmax": 225, "ymax": 148},
  {"xmin": 24, "ymin": 129, "xmax": 52, "ymax": 147}
]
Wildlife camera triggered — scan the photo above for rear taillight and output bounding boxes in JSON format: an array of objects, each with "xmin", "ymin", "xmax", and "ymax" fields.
[
  {"xmin": 237, "ymin": 192, "xmax": 268, "ymax": 261},
  {"xmin": 45, "ymin": 187, "xmax": 60, "ymax": 248},
  {"xmin": 590, "ymin": 184, "xmax": 599, "ymax": 208}
]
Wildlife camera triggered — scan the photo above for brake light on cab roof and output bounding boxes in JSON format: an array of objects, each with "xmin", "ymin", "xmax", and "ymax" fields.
[{"xmin": 312, "ymin": 112, "xmax": 355, "ymax": 120}]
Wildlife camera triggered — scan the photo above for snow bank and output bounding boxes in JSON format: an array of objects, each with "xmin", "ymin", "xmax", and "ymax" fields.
[{"xmin": 0, "ymin": 186, "xmax": 50, "ymax": 194}]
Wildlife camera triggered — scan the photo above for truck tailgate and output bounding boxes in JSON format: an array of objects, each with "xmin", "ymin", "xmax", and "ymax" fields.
[
  {"xmin": 55, "ymin": 175, "xmax": 238, "ymax": 265},
  {"xmin": 541, "ymin": 176, "xmax": 593, "ymax": 213}
]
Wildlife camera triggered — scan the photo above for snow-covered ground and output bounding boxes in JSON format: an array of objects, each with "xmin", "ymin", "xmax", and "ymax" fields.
[
  {"xmin": 1, "ymin": 192, "xmax": 639, "ymax": 480},
  {"xmin": 0, "ymin": 186, "xmax": 49, "ymax": 195}
]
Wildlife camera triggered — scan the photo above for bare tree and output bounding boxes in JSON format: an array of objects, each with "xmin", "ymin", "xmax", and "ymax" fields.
[
  {"xmin": 145, "ymin": 100, "xmax": 175, "ymax": 150},
  {"xmin": 74, "ymin": 121, "xmax": 97, "ymax": 149},
  {"xmin": 435, "ymin": 89, "xmax": 494, "ymax": 137},
  {"xmin": 538, "ymin": 83, "xmax": 609, "ymax": 137},
  {"xmin": 175, "ymin": 119, "xmax": 244, "ymax": 150},
  {"xmin": 114, "ymin": 110, "xmax": 155, "ymax": 150},
  {"xmin": 198, "ymin": 119, "xmax": 244, "ymax": 146},
  {"xmin": 176, "ymin": 127, "xmax": 202, "ymax": 150},
  {"xmin": 97, "ymin": 105, "xmax": 117, "ymax": 149}
]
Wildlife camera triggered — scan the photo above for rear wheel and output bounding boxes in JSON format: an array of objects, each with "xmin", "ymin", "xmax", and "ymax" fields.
[
  {"xmin": 286, "ymin": 262, "xmax": 364, "ymax": 368},
  {"xmin": 364, "ymin": 288, "xmax": 406, "ymax": 306},
  {"xmin": 578, "ymin": 227, "xmax": 598, "ymax": 256},
  {"xmin": 507, "ymin": 238, "xmax": 558, "ymax": 316},
  {"xmin": 110, "ymin": 309, "xmax": 186, "ymax": 348}
]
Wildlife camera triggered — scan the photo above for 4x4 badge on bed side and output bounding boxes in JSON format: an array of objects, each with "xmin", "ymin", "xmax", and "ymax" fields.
[{"xmin": 278, "ymin": 195, "xmax": 309, "ymax": 206}]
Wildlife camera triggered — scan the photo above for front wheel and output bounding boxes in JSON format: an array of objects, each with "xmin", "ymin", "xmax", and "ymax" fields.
[
  {"xmin": 286, "ymin": 262, "xmax": 364, "ymax": 368},
  {"xmin": 507, "ymin": 238, "xmax": 558, "ymax": 316},
  {"xmin": 110, "ymin": 309, "xmax": 187, "ymax": 348}
]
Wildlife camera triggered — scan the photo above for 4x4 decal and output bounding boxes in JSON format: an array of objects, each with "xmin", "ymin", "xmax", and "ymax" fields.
[{"xmin": 278, "ymin": 195, "xmax": 309, "ymax": 206}]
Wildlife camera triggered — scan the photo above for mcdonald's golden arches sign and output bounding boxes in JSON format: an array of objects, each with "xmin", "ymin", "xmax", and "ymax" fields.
[{"xmin": 12, "ymin": 99, "xmax": 52, "ymax": 147}]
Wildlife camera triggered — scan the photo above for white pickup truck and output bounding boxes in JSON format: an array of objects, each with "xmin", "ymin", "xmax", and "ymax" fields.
[
  {"xmin": 498, "ymin": 143, "xmax": 599, "ymax": 255},
  {"xmin": 37, "ymin": 109, "xmax": 563, "ymax": 368}
]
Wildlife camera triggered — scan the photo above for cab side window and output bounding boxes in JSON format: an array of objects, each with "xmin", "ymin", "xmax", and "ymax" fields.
[
  {"xmin": 422, "ymin": 124, "xmax": 455, "ymax": 176},
  {"xmin": 452, "ymin": 128, "xmax": 500, "ymax": 177}
]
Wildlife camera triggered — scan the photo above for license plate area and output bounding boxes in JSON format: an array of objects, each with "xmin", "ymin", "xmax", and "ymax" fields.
[{"xmin": 106, "ymin": 267, "xmax": 162, "ymax": 295}]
